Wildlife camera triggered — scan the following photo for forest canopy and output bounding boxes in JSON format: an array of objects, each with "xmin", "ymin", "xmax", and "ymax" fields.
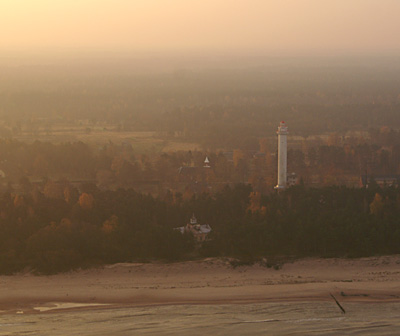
[{"xmin": 1, "ymin": 183, "xmax": 399, "ymax": 274}]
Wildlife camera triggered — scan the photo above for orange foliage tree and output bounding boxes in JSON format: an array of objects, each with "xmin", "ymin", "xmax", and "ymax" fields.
[{"xmin": 79, "ymin": 193, "xmax": 94, "ymax": 210}]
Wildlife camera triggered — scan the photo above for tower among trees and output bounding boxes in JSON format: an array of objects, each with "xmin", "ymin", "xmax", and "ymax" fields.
[{"xmin": 275, "ymin": 121, "xmax": 288, "ymax": 190}]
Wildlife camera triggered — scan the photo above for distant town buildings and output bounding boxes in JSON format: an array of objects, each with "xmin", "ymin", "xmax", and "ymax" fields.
[
  {"xmin": 287, "ymin": 172, "xmax": 298, "ymax": 187},
  {"xmin": 360, "ymin": 175, "xmax": 400, "ymax": 188}
]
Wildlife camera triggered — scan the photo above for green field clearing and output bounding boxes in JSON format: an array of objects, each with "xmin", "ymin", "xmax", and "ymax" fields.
[{"xmin": 13, "ymin": 127, "xmax": 201, "ymax": 153}]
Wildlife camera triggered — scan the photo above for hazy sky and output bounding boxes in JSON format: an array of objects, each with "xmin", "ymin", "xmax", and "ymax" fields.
[{"xmin": 1, "ymin": 0, "xmax": 400, "ymax": 55}]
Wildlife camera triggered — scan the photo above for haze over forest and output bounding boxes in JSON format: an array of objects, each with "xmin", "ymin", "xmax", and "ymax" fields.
[
  {"xmin": 0, "ymin": 0, "xmax": 400, "ymax": 273},
  {"xmin": 1, "ymin": 0, "xmax": 399, "ymax": 138}
]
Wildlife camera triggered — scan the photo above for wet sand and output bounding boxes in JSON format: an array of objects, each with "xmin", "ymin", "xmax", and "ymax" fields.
[{"xmin": 1, "ymin": 256, "xmax": 400, "ymax": 313}]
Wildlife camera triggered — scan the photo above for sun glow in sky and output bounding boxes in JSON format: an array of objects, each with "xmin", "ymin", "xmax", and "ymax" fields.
[{"xmin": 1, "ymin": 0, "xmax": 400, "ymax": 55}]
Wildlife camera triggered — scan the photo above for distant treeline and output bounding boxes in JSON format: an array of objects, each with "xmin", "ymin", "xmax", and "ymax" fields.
[
  {"xmin": 1, "ymin": 66, "xmax": 400, "ymax": 149},
  {"xmin": 1, "ymin": 127, "xmax": 400, "ymax": 192},
  {"xmin": 0, "ymin": 183, "xmax": 399, "ymax": 274}
]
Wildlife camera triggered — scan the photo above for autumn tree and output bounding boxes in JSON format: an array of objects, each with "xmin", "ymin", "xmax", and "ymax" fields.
[
  {"xmin": 79, "ymin": 193, "xmax": 94, "ymax": 210},
  {"xmin": 370, "ymin": 193, "xmax": 385, "ymax": 217}
]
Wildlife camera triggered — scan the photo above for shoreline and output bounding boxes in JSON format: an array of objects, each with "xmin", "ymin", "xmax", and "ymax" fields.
[{"xmin": 2, "ymin": 256, "xmax": 400, "ymax": 314}]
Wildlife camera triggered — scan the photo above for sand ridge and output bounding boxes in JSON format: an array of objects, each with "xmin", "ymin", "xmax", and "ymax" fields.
[{"xmin": 1, "ymin": 256, "xmax": 400, "ymax": 313}]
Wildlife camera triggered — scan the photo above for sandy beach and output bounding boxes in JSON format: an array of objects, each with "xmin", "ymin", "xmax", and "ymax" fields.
[{"xmin": 1, "ymin": 256, "xmax": 400, "ymax": 314}]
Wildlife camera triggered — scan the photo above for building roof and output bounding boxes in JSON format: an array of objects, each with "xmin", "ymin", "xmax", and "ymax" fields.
[{"xmin": 197, "ymin": 224, "xmax": 212, "ymax": 234}]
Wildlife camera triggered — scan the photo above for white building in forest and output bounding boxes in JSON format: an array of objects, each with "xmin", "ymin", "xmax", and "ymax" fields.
[{"xmin": 175, "ymin": 214, "xmax": 212, "ymax": 242}]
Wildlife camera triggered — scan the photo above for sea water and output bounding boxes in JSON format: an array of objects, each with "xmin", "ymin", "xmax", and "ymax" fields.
[{"xmin": 1, "ymin": 301, "xmax": 400, "ymax": 335}]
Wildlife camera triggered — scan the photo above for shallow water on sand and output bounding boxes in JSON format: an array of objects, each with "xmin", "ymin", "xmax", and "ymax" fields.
[{"xmin": 1, "ymin": 301, "xmax": 400, "ymax": 335}]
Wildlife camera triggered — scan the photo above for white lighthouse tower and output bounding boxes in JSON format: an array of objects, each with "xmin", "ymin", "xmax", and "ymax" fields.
[{"xmin": 275, "ymin": 121, "xmax": 288, "ymax": 190}]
